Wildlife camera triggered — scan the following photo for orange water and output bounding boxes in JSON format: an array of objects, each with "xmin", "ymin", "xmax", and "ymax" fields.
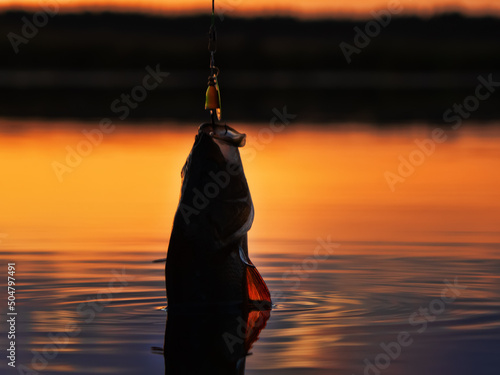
[{"xmin": 1, "ymin": 120, "xmax": 499, "ymax": 374}]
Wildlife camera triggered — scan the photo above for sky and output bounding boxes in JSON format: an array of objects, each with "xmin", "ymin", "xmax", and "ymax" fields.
[{"xmin": 1, "ymin": 0, "xmax": 500, "ymax": 19}]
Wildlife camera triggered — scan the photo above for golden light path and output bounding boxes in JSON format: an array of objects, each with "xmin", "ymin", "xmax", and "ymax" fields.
[
  {"xmin": 1, "ymin": 0, "xmax": 500, "ymax": 18},
  {"xmin": 1, "ymin": 121, "xmax": 499, "ymax": 258}
]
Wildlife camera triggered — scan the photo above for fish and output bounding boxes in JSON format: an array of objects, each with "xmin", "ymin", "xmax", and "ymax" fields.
[{"xmin": 165, "ymin": 123, "xmax": 272, "ymax": 313}]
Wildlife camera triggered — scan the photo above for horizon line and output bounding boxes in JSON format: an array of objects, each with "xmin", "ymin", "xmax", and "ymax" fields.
[{"xmin": 1, "ymin": 3, "xmax": 500, "ymax": 21}]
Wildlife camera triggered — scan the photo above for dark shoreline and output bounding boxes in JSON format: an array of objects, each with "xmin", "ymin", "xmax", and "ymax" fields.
[{"xmin": 1, "ymin": 12, "xmax": 500, "ymax": 123}]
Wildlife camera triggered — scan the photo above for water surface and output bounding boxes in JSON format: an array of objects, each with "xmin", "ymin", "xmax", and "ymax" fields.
[{"xmin": 0, "ymin": 120, "xmax": 499, "ymax": 374}]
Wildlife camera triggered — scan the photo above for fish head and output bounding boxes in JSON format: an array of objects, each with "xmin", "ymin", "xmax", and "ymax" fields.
[
  {"xmin": 181, "ymin": 123, "xmax": 247, "ymax": 180},
  {"xmin": 177, "ymin": 124, "xmax": 253, "ymax": 249},
  {"xmin": 198, "ymin": 123, "xmax": 246, "ymax": 164},
  {"xmin": 199, "ymin": 123, "xmax": 246, "ymax": 147}
]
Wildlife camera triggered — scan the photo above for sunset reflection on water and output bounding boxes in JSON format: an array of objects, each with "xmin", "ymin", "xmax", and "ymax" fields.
[
  {"xmin": 0, "ymin": 120, "xmax": 499, "ymax": 374},
  {"xmin": 1, "ymin": 121, "xmax": 499, "ymax": 251}
]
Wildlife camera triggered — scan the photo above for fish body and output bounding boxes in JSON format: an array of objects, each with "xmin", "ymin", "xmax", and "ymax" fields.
[{"xmin": 165, "ymin": 123, "xmax": 271, "ymax": 312}]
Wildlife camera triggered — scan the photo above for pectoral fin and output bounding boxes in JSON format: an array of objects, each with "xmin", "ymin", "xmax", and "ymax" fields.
[{"xmin": 241, "ymin": 250, "xmax": 272, "ymax": 309}]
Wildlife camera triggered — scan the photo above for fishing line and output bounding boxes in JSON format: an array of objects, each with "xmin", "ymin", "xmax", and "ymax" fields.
[{"xmin": 205, "ymin": 0, "xmax": 222, "ymax": 125}]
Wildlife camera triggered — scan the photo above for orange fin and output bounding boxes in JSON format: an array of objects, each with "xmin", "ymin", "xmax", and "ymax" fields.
[
  {"xmin": 246, "ymin": 265, "xmax": 272, "ymax": 309},
  {"xmin": 244, "ymin": 309, "xmax": 270, "ymax": 351}
]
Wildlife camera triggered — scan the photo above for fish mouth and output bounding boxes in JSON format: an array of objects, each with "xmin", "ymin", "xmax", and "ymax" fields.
[{"xmin": 199, "ymin": 123, "xmax": 246, "ymax": 147}]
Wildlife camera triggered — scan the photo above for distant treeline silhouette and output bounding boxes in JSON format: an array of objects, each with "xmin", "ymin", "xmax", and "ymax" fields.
[
  {"xmin": 1, "ymin": 11, "xmax": 500, "ymax": 70},
  {"xmin": 1, "ymin": 12, "xmax": 499, "ymax": 122}
]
